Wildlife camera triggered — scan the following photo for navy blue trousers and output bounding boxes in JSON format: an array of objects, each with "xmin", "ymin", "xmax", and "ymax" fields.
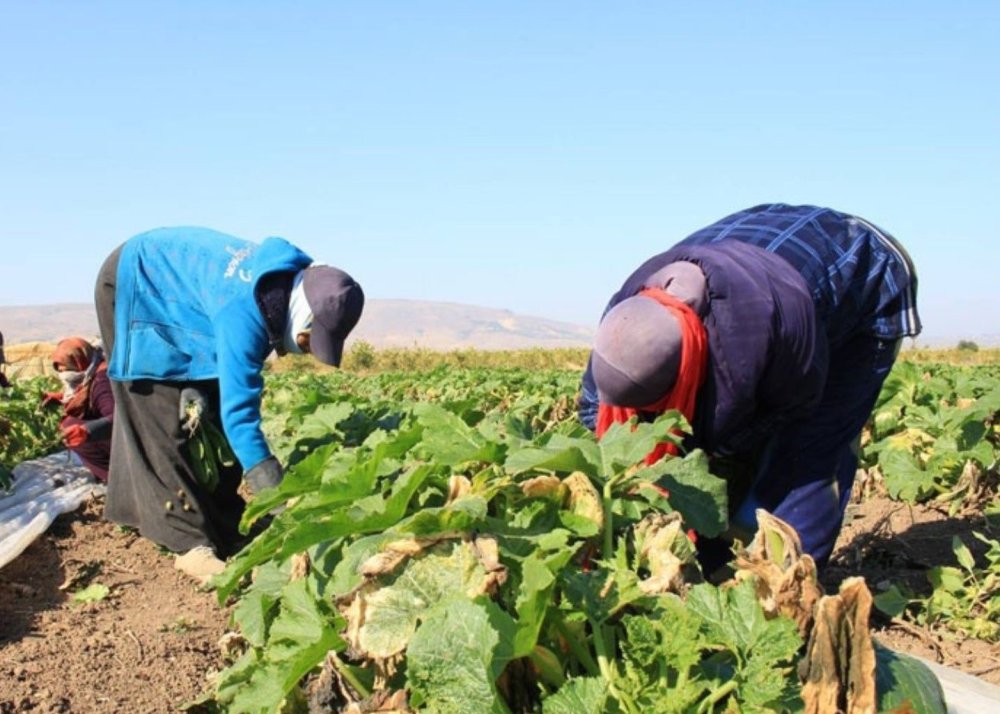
[{"xmin": 731, "ymin": 334, "xmax": 900, "ymax": 565}]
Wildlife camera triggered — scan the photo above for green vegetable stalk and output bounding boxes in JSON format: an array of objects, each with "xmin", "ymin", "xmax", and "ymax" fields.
[{"xmin": 183, "ymin": 400, "xmax": 235, "ymax": 493}]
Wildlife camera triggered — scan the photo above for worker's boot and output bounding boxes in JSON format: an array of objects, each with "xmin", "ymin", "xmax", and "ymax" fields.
[{"xmin": 174, "ymin": 545, "xmax": 226, "ymax": 586}]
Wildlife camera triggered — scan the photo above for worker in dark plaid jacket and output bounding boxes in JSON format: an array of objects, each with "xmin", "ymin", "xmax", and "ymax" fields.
[{"xmin": 579, "ymin": 203, "xmax": 921, "ymax": 567}]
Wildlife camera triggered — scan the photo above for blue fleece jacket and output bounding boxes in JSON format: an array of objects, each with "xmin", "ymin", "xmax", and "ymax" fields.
[{"xmin": 108, "ymin": 227, "xmax": 313, "ymax": 471}]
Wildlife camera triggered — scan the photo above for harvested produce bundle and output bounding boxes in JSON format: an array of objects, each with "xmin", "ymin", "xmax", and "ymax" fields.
[{"xmin": 182, "ymin": 396, "xmax": 236, "ymax": 493}]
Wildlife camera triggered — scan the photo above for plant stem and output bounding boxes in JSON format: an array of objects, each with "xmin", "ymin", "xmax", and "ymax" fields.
[
  {"xmin": 329, "ymin": 652, "xmax": 371, "ymax": 700},
  {"xmin": 602, "ymin": 481, "xmax": 614, "ymax": 560},
  {"xmin": 553, "ymin": 617, "xmax": 601, "ymax": 678},
  {"xmin": 591, "ymin": 619, "xmax": 625, "ymax": 704},
  {"xmin": 592, "ymin": 622, "xmax": 613, "ymax": 682},
  {"xmin": 697, "ymin": 678, "xmax": 737, "ymax": 714}
]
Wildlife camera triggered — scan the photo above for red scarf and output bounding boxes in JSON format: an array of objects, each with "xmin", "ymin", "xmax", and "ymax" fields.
[
  {"xmin": 595, "ymin": 288, "xmax": 708, "ymax": 464},
  {"xmin": 51, "ymin": 338, "xmax": 101, "ymax": 419}
]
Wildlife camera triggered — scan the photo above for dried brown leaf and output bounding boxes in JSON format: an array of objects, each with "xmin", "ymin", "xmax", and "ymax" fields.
[
  {"xmin": 733, "ymin": 509, "xmax": 823, "ymax": 637},
  {"xmin": 520, "ymin": 474, "xmax": 567, "ymax": 501},
  {"xmin": 563, "ymin": 471, "xmax": 604, "ymax": 530},
  {"xmin": 799, "ymin": 577, "xmax": 876, "ymax": 714},
  {"xmin": 635, "ymin": 512, "xmax": 690, "ymax": 594},
  {"xmin": 447, "ymin": 474, "xmax": 471, "ymax": 503},
  {"xmin": 289, "ymin": 551, "xmax": 310, "ymax": 581}
]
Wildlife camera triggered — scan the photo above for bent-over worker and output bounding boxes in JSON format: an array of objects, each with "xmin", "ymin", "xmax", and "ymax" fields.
[
  {"xmin": 95, "ymin": 228, "xmax": 364, "ymax": 582},
  {"xmin": 579, "ymin": 203, "xmax": 920, "ymax": 567}
]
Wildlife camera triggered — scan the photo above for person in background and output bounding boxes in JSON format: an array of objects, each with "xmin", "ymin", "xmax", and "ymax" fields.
[
  {"xmin": 42, "ymin": 337, "xmax": 114, "ymax": 482},
  {"xmin": 0, "ymin": 330, "xmax": 10, "ymax": 389},
  {"xmin": 579, "ymin": 203, "xmax": 920, "ymax": 569},
  {"xmin": 95, "ymin": 227, "xmax": 364, "ymax": 584}
]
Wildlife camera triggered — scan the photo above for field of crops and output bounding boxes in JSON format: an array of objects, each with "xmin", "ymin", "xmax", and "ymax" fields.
[{"xmin": 1, "ymin": 353, "xmax": 998, "ymax": 713}]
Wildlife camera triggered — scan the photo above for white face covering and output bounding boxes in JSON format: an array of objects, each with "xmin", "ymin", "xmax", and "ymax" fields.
[
  {"xmin": 55, "ymin": 344, "xmax": 103, "ymax": 399},
  {"xmin": 59, "ymin": 369, "xmax": 87, "ymax": 399},
  {"xmin": 283, "ymin": 271, "xmax": 314, "ymax": 354}
]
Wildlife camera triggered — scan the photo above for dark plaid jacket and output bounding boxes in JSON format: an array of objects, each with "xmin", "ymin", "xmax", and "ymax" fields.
[
  {"xmin": 678, "ymin": 203, "xmax": 920, "ymax": 346},
  {"xmin": 579, "ymin": 204, "xmax": 920, "ymax": 455}
]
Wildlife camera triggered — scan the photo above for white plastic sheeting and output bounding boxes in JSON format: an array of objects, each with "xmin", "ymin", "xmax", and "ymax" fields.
[
  {"xmin": 0, "ymin": 451, "xmax": 105, "ymax": 569},
  {"xmin": 920, "ymin": 657, "xmax": 1000, "ymax": 714}
]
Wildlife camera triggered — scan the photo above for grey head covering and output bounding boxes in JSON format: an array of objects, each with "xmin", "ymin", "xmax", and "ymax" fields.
[
  {"xmin": 592, "ymin": 293, "xmax": 683, "ymax": 408},
  {"xmin": 643, "ymin": 261, "xmax": 708, "ymax": 316}
]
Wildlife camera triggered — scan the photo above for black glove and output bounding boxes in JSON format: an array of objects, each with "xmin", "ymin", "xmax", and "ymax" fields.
[
  {"xmin": 245, "ymin": 456, "xmax": 283, "ymax": 494},
  {"xmin": 83, "ymin": 416, "xmax": 113, "ymax": 442},
  {"xmin": 179, "ymin": 387, "xmax": 209, "ymax": 435}
]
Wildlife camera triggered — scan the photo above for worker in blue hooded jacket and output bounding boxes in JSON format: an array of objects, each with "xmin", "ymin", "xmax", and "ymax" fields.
[
  {"xmin": 95, "ymin": 228, "xmax": 364, "ymax": 582},
  {"xmin": 579, "ymin": 204, "xmax": 920, "ymax": 568}
]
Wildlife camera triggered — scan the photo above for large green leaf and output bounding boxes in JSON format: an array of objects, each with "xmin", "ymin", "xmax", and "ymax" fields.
[
  {"xmin": 879, "ymin": 446, "xmax": 937, "ymax": 502},
  {"xmin": 227, "ymin": 578, "xmax": 344, "ymax": 714},
  {"xmin": 292, "ymin": 401, "xmax": 355, "ymax": 442},
  {"xmin": 561, "ymin": 562, "xmax": 647, "ymax": 626},
  {"xmin": 232, "ymin": 561, "xmax": 292, "ymax": 647},
  {"xmin": 413, "ymin": 403, "xmax": 507, "ymax": 465},
  {"xmin": 407, "ymin": 598, "xmax": 516, "ymax": 714},
  {"xmin": 217, "ymin": 464, "xmax": 433, "ymax": 600},
  {"xmin": 646, "ymin": 449, "xmax": 728, "ymax": 537},
  {"xmin": 541, "ymin": 677, "xmax": 613, "ymax": 714},
  {"xmin": 595, "ymin": 413, "xmax": 683, "ymax": 475},
  {"xmin": 685, "ymin": 580, "xmax": 802, "ymax": 709},
  {"xmin": 241, "ymin": 443, "xmax": 341, "ymax": 526},
  {"xmin": 511, "ymin": 547, "xmax": 575, "ymax": 657},
  {"xmin": 504, "ymin": 434, "xmax": 601, "ymax": 478},
  {"xmin": 614, "ymin": 601, "xmax": 715, "ymax": 713},
  {"xmin": 873, "ymin": 584, "xmax": 912, "ymax": 619},
  {"xmin": 396, "ymin": 495, "xmax": 489, "ymax": 536}
]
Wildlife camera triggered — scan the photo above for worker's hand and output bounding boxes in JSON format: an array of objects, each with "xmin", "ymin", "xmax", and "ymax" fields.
[
  {"xmin": 41, "ymin": 391, "xmax": 63, "ymax": 408},
  {"xmin": 179, "ymin": 387, "xmax": 208, "ymax": 435},
  {"xmin": 244, "ymin": 456, "xmax": 283, "ymax": 494},
  {"xmin": 61, "ymin": 423, "xmax": 89, "ymax": 448}
]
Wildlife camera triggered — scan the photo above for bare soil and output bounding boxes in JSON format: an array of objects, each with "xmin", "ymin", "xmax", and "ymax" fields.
[
  {"xmin": 1, "ymin": 491, "xmax": 998, "ymax": 713},
  {"xmin": 0, "ymin": 498, "xmax": 231, "ymax": 713},
  {"xmin": 825, "ymin": 493, "xmax": 1000, "ymax": 685}
]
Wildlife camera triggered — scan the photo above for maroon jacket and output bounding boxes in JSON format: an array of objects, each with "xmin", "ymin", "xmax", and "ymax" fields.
[{"xmin": 61, "ymin": 364, "xmax": 115, "ymax": 482}]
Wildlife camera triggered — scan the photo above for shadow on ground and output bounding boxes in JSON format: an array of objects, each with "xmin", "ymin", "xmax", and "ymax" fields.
[
  {"xmin": 0, "ymin": 509, "xmax": 95, "ymax": 646},
  {"xmin": 824, "ymin": 505, "xmax": 996, "ymax": 594}
]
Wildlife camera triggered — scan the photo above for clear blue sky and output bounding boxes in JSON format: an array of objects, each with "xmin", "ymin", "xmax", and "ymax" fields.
[{"xmin": 2, "ymin": 1, "xmax": 997, "ymax": 342}]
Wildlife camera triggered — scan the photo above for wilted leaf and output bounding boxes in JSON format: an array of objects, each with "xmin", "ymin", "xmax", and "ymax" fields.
[
  {"xmin": 733, "ymin": 510, "xmax": 822, "ymax": 637},
  {"xmin": 634, "ymin": 512, "xmax": 696, "ymax": 595},
  {"xmin": 562, "ymin": 472, "xmax": 604, "ymax": 531},
  {"xmin": 341, "ymin": 538, "xmax": 507, "ymax": 659}
]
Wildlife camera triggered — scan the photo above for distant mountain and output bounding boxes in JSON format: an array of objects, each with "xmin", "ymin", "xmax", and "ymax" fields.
[
  {"xmin": 0, "ymin": 300, "xmax": 595, "ymax": 351},
  {"xmin": 906, "ymin": 332, "xmax": 1000, "ymax": 349},
  {"xmin": 0, "ymin": 304, "xmax": 102, "ymax": 344},
  {"xmin": 350, "ymin": 299, "xmax": 594, "ymax": 350}
]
